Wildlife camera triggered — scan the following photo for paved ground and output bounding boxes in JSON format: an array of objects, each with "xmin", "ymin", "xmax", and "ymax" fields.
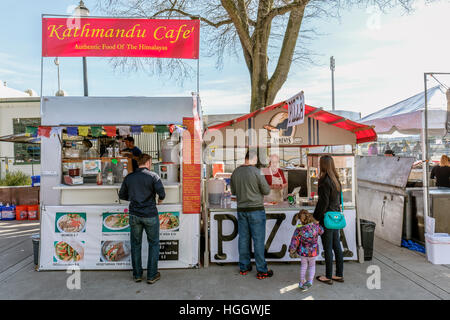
[{"xmin": 0, "ymin": 220, "xmax": 448, "ymax": 300}]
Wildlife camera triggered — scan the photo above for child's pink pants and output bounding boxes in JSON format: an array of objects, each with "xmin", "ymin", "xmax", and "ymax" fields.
[{"xmin": 300, "ymin": 256, "xmax": 317, "ymax": 284}]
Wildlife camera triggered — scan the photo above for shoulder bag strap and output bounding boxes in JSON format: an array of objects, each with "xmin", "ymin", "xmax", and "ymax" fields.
[{"xmin": 340, "ymin": 191, "xmax": 344, "ymax": 213}]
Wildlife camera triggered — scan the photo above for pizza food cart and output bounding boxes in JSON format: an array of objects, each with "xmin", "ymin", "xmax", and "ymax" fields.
[
  {"xmin": 202, "ymin": 96, "xmax": 377, "ymax": 265},
  {"xmin": 37, "ymin": 96, "xmax": 202, "ymax": 270}
]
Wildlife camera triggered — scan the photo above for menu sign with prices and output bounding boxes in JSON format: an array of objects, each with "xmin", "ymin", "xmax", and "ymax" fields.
[
  {"xmin": 182, "ymin": 117, "xmax": 202, "ymax": 214},
  {"xmin": 159, "ymin": 240, "xmax": 179, "ymax": 261}
]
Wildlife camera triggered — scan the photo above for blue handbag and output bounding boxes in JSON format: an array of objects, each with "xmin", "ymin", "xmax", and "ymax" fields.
[{"xmin": 324, "ymin": 191, "xmax": 346, "ymax": 229}]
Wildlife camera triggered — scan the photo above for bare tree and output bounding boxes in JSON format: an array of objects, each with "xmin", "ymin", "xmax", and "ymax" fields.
[{"xmin": 97, "ymin": 0, "xmax": 418, "ymax": 111}]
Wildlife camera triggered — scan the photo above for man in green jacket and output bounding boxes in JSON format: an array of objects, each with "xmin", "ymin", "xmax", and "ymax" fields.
[{"xmin": 231, "ymin": 149, "xmax": 273, "ymax": 280}]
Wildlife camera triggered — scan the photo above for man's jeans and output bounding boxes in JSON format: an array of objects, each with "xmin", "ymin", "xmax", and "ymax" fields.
[
  {"xmin": 237, "ymin": 210, "xmax": 268, "ymax": 273},
  {"xmin": 129, "ymin": 214, "xmax": 159, "ymax": 279}
]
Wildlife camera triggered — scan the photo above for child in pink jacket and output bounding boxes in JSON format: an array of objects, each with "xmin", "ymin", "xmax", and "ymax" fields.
[{"xmin": 289, "ymin": 209, "xmax": 324, "ymax": 291}]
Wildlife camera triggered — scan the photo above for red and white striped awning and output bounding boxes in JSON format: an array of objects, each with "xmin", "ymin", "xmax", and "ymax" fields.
[{"xmin": 206, "ymin": 101, "xmax": 377, "ymax": 144}]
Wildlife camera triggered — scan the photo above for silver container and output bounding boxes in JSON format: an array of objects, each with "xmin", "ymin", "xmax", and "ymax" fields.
[{"xmin": 161, "ymin": 138, "xmax": 180, "ymax": 164}]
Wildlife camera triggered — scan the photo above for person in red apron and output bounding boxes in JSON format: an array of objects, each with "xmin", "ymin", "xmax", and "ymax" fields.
[{"xmin": 262, "ymin": 154, "xmax": 287, "ymax": 203}]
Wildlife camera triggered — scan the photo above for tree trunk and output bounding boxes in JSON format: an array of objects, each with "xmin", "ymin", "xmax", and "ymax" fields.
[
  {"xmin": 250, "ymin": 29, "xmax": 270, "ymax": 112},
  {"xmin": 249, "ymin": 1, "xmax": 273, "ymax": 112},
  {"xmin": 250, "ymin": 4, "xmax": 306, "ymax": 112},
  {"xmin": 266, "ymin": 6, "xmax": 305, "ymax": 105},
  {"xmin": 250, "ymin": 79, "xmax": 269, "ymax": 112}
]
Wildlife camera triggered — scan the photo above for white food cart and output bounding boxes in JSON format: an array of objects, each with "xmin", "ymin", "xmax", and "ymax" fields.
[{"xmin": 38, "ymin": 96, "xmax": 201, "ymax": 270}]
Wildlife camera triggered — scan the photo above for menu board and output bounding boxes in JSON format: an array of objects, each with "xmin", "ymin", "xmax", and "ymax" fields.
[
  {"xmin": 182, "ymin": 117, "xmax": 202, "ymax": 214},
  {"xmin": 159, "ymin": 240, "xmax": 179, "ymax": 260},
  {"xmin": 39, "ymin": 205, "xmax": 199, "ymax": 270}
]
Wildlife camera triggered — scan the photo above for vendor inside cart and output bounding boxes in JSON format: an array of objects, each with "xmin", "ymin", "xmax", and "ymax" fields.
[
  {"xmin": 261, "ymin": 154, "xmax": 287, "ymax": 203},
  {"xmin": 61, "ymin": 130, "xmax": 134, "ymax": 186},
  {"xmin": 120, "ymin": 137, "xmax": 142, "ymax": 173}
]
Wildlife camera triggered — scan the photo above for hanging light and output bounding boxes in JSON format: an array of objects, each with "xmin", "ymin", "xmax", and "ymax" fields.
[{"xmin": 74, "ymin": 1, "xmax": 90, "ymax": 16}]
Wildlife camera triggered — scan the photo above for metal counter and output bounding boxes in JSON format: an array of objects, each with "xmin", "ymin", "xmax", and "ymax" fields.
[
  {"xmin": 430, "ymin": 188, "xmax": 450, "ymax": 234},
  {"xmin": 52, "ymin": 182, "xmax": 181, "ymax": 205},
  {"xmin": 208, "ymin": 201, "xmax": 355, "ymax": 212},
  {"xmin": 209, "ymin": 202, "xmax": 315, "ymax": 212},
  {"xmin": 404, "ymin": 187, "xmax": 450, "ymax": 243}
]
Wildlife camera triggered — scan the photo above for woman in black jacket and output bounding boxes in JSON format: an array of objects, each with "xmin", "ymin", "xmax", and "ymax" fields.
[
  {"xmin": 430, "ymin": 155, "xmax": 450, "ymax": 188},
  {"xmin": 313, "ymin": 155, "xmax": 344, "ymax": 284}
]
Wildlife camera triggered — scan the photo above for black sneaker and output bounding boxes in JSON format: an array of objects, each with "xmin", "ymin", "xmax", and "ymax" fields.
[
  {"xmin": 239, "ymin": 265, "xmax": 253, "ymax": 275},
  {"xmin": 147, "ymin": 272, "xmax": 161, "ymax": 284},
  {"xmin": 256, "ymin": 269, "xmax": 273, "ymax": 280},
  {"xmin": 133, "ymin": 276, "xmax": 142, "ymax": 283}
]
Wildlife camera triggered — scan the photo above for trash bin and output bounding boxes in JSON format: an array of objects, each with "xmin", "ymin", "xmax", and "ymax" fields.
[
  {"xmin": 31, "ymin": 233, "xmax": 40, "ymax": 266},
  {"xmin": 360, "ymin": 219, "xmax": 376, "ymax": 261}
]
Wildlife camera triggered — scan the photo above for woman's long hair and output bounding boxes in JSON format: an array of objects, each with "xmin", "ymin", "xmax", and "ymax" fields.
[
  {"xmin": 319, "ymin": 155, "xmax": 341, "ymax": 191},
  {"xmin": 440, "ymin": 155, "xmax": 449, "ymax": 167}
]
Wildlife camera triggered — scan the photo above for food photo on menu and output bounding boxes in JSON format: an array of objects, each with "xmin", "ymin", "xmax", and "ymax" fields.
[
  {"xmin": 102, "ymin": 212, "xmax": 130, "ymax": 233},
  {"xmin": 82, "ymin": 159, "xmax": 102, "ymax": 175},
  {"xmin": 159, "ymin": 212, "xmax": 180, "ymax": 231},
  {"xmin": 55, "ymin": 213, "xmax": 87, "ymax": 233},
  {"xmin": 100, "ymin": 241, "xmax": 131, "ymax": 262},
  {"xmin": 53, "ymin": 241, "xmax": 85, "ymax": 263}
]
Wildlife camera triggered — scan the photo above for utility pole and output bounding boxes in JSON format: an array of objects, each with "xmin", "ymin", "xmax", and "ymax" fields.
[
  {"xmin": 54, "ymin": 58, "xmax": 63, "ymax": 96},
  {"xmin": 330, "ymin": 56, "xmax": 336, "ymax": 111},
  {"xmin": 75, "ymin": 1, "xmax": 89, "ymax": 96},
  {"xmin": 55, "ymin": 58, "xmax": 61, "ymax": 93}
]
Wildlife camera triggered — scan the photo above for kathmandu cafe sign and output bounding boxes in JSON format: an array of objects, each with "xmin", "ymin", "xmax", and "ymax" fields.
[{"xmin": 42, "ymin": 18, "xmax": 200, "ymax": 59}]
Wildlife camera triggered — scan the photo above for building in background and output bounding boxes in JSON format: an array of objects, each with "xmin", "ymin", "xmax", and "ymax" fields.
[{"xmin": 0, "ymin": 81, "xmax": 40, "ymax": 179}]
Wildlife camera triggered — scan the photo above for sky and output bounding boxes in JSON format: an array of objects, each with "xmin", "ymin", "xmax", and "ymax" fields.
[{"xmin": 0, "ymin": 0, "xmax": 450, "ymax": 117}]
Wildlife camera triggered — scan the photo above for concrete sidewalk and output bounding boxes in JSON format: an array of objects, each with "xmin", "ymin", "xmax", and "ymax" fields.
[{"xmin": 0, "ymin": 220, "xmax": 448, "ymax": 300}]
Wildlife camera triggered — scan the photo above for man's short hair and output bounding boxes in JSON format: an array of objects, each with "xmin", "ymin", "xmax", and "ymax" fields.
[
  {"xmin": 137, "ymin": 153, "xmax": 152, "ymax": 166},
  {"xmin": 245, "ymin": 148, "xmax": 258, "ymax": 161},
  {"xmin": 124, "ymin": 136, "xmax": 134, "ymax": 143},
  {"xmin": 384, "ymin": 149, "xmax": 395, "ymax": 156}
]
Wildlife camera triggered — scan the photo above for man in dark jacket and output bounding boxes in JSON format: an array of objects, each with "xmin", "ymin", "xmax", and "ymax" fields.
[
  {"xmin": 231, "ymin": 149, "xmax": 273, "ymax": 280},
  {"xmin": 119, "ymin": 153, "xmax": 165, "ymax": 284}
]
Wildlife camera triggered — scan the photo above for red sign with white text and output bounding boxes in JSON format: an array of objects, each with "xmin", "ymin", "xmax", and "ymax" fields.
[{"xmin": 42, "ymin": 18, "xmax": 199, "ymax": 59}]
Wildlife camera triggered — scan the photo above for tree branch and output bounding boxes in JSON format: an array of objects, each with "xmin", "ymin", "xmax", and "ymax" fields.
[
  {"xmin": 237, "ymin": 0, "xmax": 250, "ymax": 29},
  {"xmin": 265, "ymin": 0, "xmax": 307, "ymax": 22},
  {"xmin": 220, "ymin": 0, "xmax": 253, "ymax": 57},
  {"xmin": 152, "ymin": 8, "xmax": 233, "ymax": 28},
  {"xmin": 256, "ymin": 0, "xmax": 274, "ymax": 24},
  {"xmin": 266, "ymin": 2, "xmax": 307, "ymax": 103}
]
